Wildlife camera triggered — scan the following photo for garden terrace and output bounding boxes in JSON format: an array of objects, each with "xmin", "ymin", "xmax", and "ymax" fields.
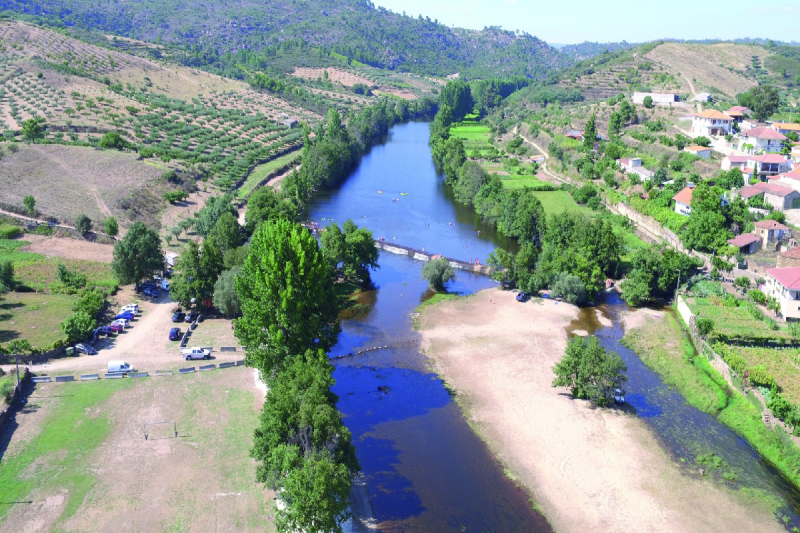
[
  {"xmin": 719, "ymin": 345, "xmax": 800, "ymax": 403},
  {"xmin": 685, "ymin": 297, "xmax": 792, "ymax": 344}
]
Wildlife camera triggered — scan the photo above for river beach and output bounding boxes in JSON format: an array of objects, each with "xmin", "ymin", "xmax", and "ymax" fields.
[{"xmin": 417, "ymin": 288, "xmax": 783, "ymax": 532}]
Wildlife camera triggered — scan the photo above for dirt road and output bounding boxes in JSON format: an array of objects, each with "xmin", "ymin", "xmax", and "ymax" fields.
[
  {"xmin": 417, "ymin": 289, "xmax": 783, "ymax": 533},
  {"xmin": 513, "ymin": 125, "xmax": 568, "ymax": 185}
]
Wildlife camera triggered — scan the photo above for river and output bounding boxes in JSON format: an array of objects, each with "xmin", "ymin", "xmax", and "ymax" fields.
[{"xmin": 304, "ymin": 121, "xmax": 800, "ymax": 531}]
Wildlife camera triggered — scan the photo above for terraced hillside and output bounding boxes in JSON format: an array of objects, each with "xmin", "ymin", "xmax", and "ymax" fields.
[{"xmin": 0, "ymin": 19, "xmax": 403, "ymax": 226}]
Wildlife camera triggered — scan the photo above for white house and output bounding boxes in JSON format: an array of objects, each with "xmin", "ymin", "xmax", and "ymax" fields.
[
  {"xmin": 684, "ymin": 145, "xmax": 711, "ymax": 159},
  {"xmin": 691, "ymin": 110, "xmax": 734, "ymax": 137},
  {"xmin": 738, "ymin": 126, "xmax": 786, "ymax": 153},
  {"xmin": 739, "ymin": 181, "xmax": 800, "ymax": 211},
  {"xmin": 791, "ymin": 146, "xmax": 800, "ymax": 164},
  {"xmin": 724, "ymin": 106, "xmax": 751, "ymax": 124},
  {"xmin": 771, "ymin": 122, "xmax": 800, "ymax": 136},
  {"xmin": 765, "ymin": 267, "xmax": 800, "ymax": 321},
  {"xmin": 633, "ymin": 92, "xmax": 678, "ymax": 105},
  {"xmin": 747, "ymin": 154, "xmax": 791, "ymax": 180},
  {"xmin": 693, "ymin": 92, "xmax": 712, "ymax": 102},
  {"xmin": 721, "ymin": 155, "xmax": 751, "ymax": 171},
  {"xmin": 672, "ymin": 185, "xmax": 694, "ymax": 216},
  {"xmin": 617, "ymin": 157, "xmax": 654, "ymax": 181}
]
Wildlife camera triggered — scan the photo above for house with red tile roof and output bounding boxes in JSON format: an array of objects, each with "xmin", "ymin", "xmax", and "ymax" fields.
[
  {"xmin": 727, "ymin": 233, "xmax": 761, "ymax": 255},
  {"xmin": 738, "ymin": 126, "xmax": 787, "ymax": 153},
  {"xmin": 772, "ymin": 123, "xmax": 800, "ymax": 136},
  {"xmin": 672, "ymin": 185, "xmax": 694, "ymax": 216},
  {"xmin": 754, "ymin": 219, "xmax": 791, "ymax": 248},
  {"xmin": 747, "ymin": 154, "xmax": 791, "ymax": 180},
  {"xmin": 691, "ymin": 110, "xmax": 734, "ymax": 137},
  {"xmin": 725, "ymin": 106, "xmax": 751, "ymax": 123},
  {"xmin": 738, "ymin": 181, "xmax": 800, "ymax": 211},
  {"xmin": 684, "ymin": 145, "xmax": 711, "ymax": 159},
  {"xmin": 778, "ymin": 246, "xmax": 800, "ymax": 268},
  {"xmin": 765, "ymin": 267, "xmax": 800, "ymax": 320}
]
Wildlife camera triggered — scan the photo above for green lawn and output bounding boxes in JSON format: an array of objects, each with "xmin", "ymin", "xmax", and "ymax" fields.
[
  {"xmin": 0, "ymin": 379, "xmax": 133, "ymax": 523},
  {"xmin": 237, "ymin": 151, "xmax": 301, "ymax": 198},
  {"xmin": 530, "ymin": 190, "xmax": 587, "ymax": 215},
  {"xmin": 723, "ymin": 346, "xmax": 800, "ymax": 403},
  {"xmin": 450, "ymin": 123, "xmax": 491, "ymax": 142},
  {"xmin": 0, "ymin": 238, "xmax": 42, "ymax": 263},
  {"xmin": 0, "ymin": 292, "xmax": 75, "ymax": 348},
  {"xmin": 500, "ymin": 175, "xmax": 554, "ymax": 190}
]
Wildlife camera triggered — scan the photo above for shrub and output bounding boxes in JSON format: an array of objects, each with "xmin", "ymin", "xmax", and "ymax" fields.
[
  {"xmin": 694, "ymin": 136, "xmax": 711, "ymax": 147},
  {"xmin": 748, "ymin": 366, "xmax": 776, "ymax": 388},
  {"xmin": 0, "ymin": 379, "xmax": 14, "ymax": 405},
  {"xmin": 74, "ymin": 214, "xmax": 92, "ymax": 235},
  {"xmin": 0, "ymin": 224, "xmax": 21, "ymax": 239},
  {"xmin": 551, "ymin": 272, "xmax": 587, "ymax": 305},
  {"xmin": 748, "ymin": 289, "xmax": 767, "ymax": 304},
  {"xmin": 421, "ymin": 258, "xmax": 456, "ymax": 292},
  {"xmin": 696, "ymin": 317, "xmax": 715, "ymax": 337},
  {"xmin": 164, "ymin": 191, "xmax": 189, "ymax": 204}
]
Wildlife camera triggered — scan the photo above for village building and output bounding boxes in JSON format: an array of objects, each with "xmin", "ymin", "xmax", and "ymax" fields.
[
  {"xmin": 529, "ymin": 154, "xmax": 545, "ymax": 163},
  {"xmin": 792, "ymin": 146, "xmax": 800, "ymax": 164},
  {"xmin": 721, "ymin": 155, "xmax": 751, "ymax": 171},
  {"xmin": 691, "ymin": 110, "xmax": 734, "ymax": 137},
  {"xmin": 747, "ymin": 154, "xmax": 792, "ymax": 181},
  {"xmin": 617, "ymin": 157, "xmax": 654, "ymax": 181},
  {"xmin": 282, "ymin": 118, "xmax": 298, "ymax": 128},
  {"xmin": 633, "ymin": 92, "xmax": 679, "ymax": 105},
  {"xmin": 771, "ymin": 122, "xmax": 800, "ymax": 136},
  {"xmin": 778, "ymin": 247, "xmax": 800, "ymax": 268},
  {"xmin": 754, "ymin": 219, "xmax": 791, "ymax": 249},
  {"xmin": 672, "ymin": 185, "xmax": 694, "ymax": 216},
  {"xmin": 738, "ymin": 126, "xmax": 786, "ymax": 153},
  {"xmin": 738, "ymin": 181, "xmax": 800, "ymax": 211},
  {"xmin": 693, "ymin": 92, "xmax": 712, "ymax": 102},
  {"xmin": 764, "ymin": 267, "xmax": 800, "ymax": 321},
  {"xmin": 565, "ymin": 129, "xmax": 583, "ymax": 141},
  {"xmin": 725, "ymin": 106, "xmax": 751, "ymax": 123},
  {"xmin": 684, "ymin": 145, "xmax": 711, "ymax": 159},
  {"xmin": 727, "ymin": 233, "xmax": 761, "ymax": 255}
]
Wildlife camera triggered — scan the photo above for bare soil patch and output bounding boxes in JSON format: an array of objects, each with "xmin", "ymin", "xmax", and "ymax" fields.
[
  {"xmin": 0, "ymin": 144, "xmax": 167, "ymax": 227},
  {"xmin": 647, "ymin": 43, "xmax": 762, "ymax": 98},
  {"xmin": 19, "ymin": 234, "xmax": 114, "ymax": 263},
  {"xmin": 417, "ymin": 289, "xmax": 782, "ymax": 533}
]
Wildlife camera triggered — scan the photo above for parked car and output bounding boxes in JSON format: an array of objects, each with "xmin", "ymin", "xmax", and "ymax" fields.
[
  {"xmin": 108, "ymin": 360, "xmax": 134, "ymax": 374},
  {"xmin": 143, "ymin": 288, "xmax": 159, "ymax": 298},
  {"xmin": 614, "ymin": 388, "xmax": 626, "ymax": 404},
  {"xmin": 516, "ymin": 292, "xmax": 530, "ymax": 302},
  {"xmin": 115, "ymin": 311, "xmax": 135, "ymax": 321},
  {"xmin": 75, "ymin": 343, "xmax": 97, "ymax": 355},
  {"xmin": 95, "ymin": 326, "xmax": 112, "ymax": 336},
  {"xmin": 182, "ymin": 347, "xmax": 211, "ymax": 360},
  {"xmin": 155, "ymin": 278, "xmax": 169, "ymax": 290},
  {"xmin": 169, "ymin": 327, "xmax": 182, "ymax": 341},
  {"xmin": 171, "ymin": 311, "xmax": 185, "ymax": 322},
  {"xmin": 107, "ymin": 323, "xmax": 124, "ymax": 334},
  {"xmin": 121, "ymin": 304, "xmax": 138, "ymax": 314},
  {"xmin": 184, "ymin": 311, "xmax": 199, "ymax": 323},
  {"xmin": 112, "ymin": 318, "xmax": 130, "ymax": 329}
]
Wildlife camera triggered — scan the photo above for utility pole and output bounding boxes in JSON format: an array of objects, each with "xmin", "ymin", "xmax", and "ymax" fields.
[
  {"xmin": 675, "ymin": 268, "xmax": 681, "ymax": 301},
  {"xmin": 15, "ymin": 350, "xmax": 19, "ymax": 389}
]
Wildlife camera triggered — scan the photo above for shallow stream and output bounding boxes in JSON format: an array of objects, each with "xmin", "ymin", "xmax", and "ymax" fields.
[{"xmin": 304, "ymin": 120, "xmax": 800, "ymax": 531}]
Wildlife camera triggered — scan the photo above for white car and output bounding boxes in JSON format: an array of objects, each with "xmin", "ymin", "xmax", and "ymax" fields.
[
  {"xmin": 121, "ymin": 304, "xmax": 138, "ymax": 314},
  {"xmin": 182, "ymin": 347, "xmax": 211, "ymax": 360},
  {"xmin": 112, "ymin": 318, "xmax": 130, "ymax": 328},
  {"xmin": 158, "ymin": 279, "xmax": 169, "ymax": 290},
  {"xmin": 108, "ymin": 360, "xmax": 135, "ymax": 374}
]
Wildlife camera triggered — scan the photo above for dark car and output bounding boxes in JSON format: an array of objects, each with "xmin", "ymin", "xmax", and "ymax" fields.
[
  {"xmin": 75, "ymin": 343, "xmax": 97, "ymax": 355},
  {"xmin": 516, "ymin": 292, "xmax": 530, "ymax": 302},
  {"xmin": 95, "ymin": 326, "xmax": 112, "ymax": 336},
  {"xmin": 185, "ymin": 311, "xmax": 199, "ymax": 323},
  {"xmin": 169, "ymin": 327, "xmax": 182, "ymax": 341},
  {"xmin": 115, "ymin": 311, "xmax": 135, "ymax": 321},
  {"xmin": 136, "ymin": 281, "xmax": 158, "ymax": 293},
  {"xmin": 172, "ymin": 311, "xmax": 185, "ymax": 323},
  {"xmin": 143, "ymin": 288, "xmax": 159, "ymax": 298}
]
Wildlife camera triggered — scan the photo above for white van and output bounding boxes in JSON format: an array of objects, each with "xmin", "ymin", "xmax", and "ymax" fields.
[{"xmin": 108, "ymin": 360, "xmax": 135, "ymax": 374}]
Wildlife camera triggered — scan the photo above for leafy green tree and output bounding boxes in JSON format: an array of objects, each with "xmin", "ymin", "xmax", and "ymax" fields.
[
  {"xmin": 737, "ymin": 85, "xmax": 780, "ymax": 121},
  {"xmin": 61, "ymin": 311, "xmax": 95, "ymax": 343},
  {"xmin": 643, "ymin": 95, "xmax": 653, "ymax": 108},
  {"xmin": 550, "ymin": 272, "xmax": 587, "ymax": 305},
  {"xmin": 734, "ymin": 276, "xmax": 751, "ymax": 292},
  {"xmin": 608, "ymin": 111, "xmax": 623, "ymax": 136},
  {"xmin": 98, "ymin": 132, "xmax": 129, "ymax": 150},
  {"xmin": 582, "ymin": 113, "xmax": 597, "ymax": 152},
  {"xmin": 208, "ymin": 211, "xmax": 242, "ymax": 253},
  {"xmin": 234, "ymin": 219, "xmax": 340, "ymax": 377},
  {"xmin": 74, "ymin": 214, "xmax": 92, "ymax": 236},
  {"xmin": 245, "ymin": 186, "xmax": 293, "ymax": 234},
  {"xmin": 22, "ymin": 195, "xmax": 35, "ymax": 216},
  {"xmin": 213, "ymin": 266, "xmax": 242, "ymax": 317},
  {"xmin": 439, "ymin": 80, "xmax": 473, "ymax": 121},
  {"xmin": 112, "ymin": 221, "xmax": 164, "ymax": 287},
  {"xmin": 104, "ymin": 216, "xmax": 118, "ymax": 237},
  {"xmin": 552, "ymin": 335, "xmax": 627, "ymax": 407},
  {"xmin": 0, "ymin": 261, "xmax": 14, "ymax": 292},
  {"xmin": 421, "ymin": 257, "xmax": 455, "ymax": 292},
  {"xmin": 21, "ymin": 118, "xmax": 44, "ymax": 142},
  {"xmin": 57, "ymin": 263, "xmax": 87, "ymax": 290},
  {"xmin": 682, "ymin": 182, "xmax": 730, "ymax": 252},
  {"xmin": 693, "ymin": 136, "xmax": 711, "ymax": 147},
  {"xmin": 620, "ymin": 244, "xmax": 701, "ymax": 306},
  {"xmin": 73, "ymin": 289, "xmax": 106, "ymax": 318},
  {"xmin": 169, "ymin": 239, "xmax": 224, "ymax": 310},
  {"xmin": 252, "ymin": 351, "xmax": 358, "ymax": 533},
  {"xmin": 194, "ymin": 195, "xmax": 237, "ymax": 237}
]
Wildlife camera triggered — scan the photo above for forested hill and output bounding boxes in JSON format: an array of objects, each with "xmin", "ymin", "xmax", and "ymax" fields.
[
  {"xmin": 0, "ymin": 0, "xmax": 571, "ymax": 79},
  {"xmin": 558, "ymin": 41, "xmax": 639, "ymax": 61}
]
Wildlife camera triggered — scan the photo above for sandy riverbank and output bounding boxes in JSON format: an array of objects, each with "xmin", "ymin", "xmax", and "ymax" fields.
[{"xmin": 417, "ymin": 289, "xmax": 782, "ymax": 533}]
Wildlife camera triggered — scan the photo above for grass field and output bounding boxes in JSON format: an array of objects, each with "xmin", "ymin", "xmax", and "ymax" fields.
[
  {"xmin": 0, "ymin": 238, "xmax": 42, "ymax": 264},
  {"xmin": 531, "ymin": 190, "xmax": 586, "ymax": 215},
  {"xmin": 0, "ymin": 367, "xmax": 274, "ymax": 531},
  {"xmin": 685, "ymin": 297, "xmax": 789, "ymax": 342},
  {"xmin": 237, "ymin": 151, "xmax": 302, "ymax": 198},
  {"xmin": 0, "ymin": 292, "xmax": 75, "ymax": 348},
  {"xmin": 499, "ymin": 175, "xmax": 553, "ymax": 189},
  {"xmin": 14, "ymin": 257, "xmax": 118, "ymax": 293}
]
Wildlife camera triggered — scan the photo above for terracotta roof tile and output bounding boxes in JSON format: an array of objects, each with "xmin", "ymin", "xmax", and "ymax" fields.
[
  {"xmin": 694, "ymin": 110, "xmax": 734, "ymax": 120},
  {"xmin": 755, "ymin": 220, "xmax": 790, "ymax": 231},
  {"xmin": 741, "ymin": 126, "xmax": 787, "ymax": 140},
  {"xmin": 767, "ymin": 267, "xmax": 800, "ymax": 290},
  {"xmin": 672, "ymin": 186, "xmax": 694, "ymax": 205},
  {"xmin": 727, "ymin": 233, "xmax": 760, "ymax": 247},
  {"xmin": 782, "ymin": 247, "xmax": 800, "ymax": 259}
]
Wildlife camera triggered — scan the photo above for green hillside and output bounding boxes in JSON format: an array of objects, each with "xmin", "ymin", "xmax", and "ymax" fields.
[{"xmin": 0, "ymin": 0, "xmax": 571, "ymax": 79}]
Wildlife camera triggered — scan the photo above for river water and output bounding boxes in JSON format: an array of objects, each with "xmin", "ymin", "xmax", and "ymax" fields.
[{"xmin": 304, "ymin": 121, "xmax": 800, "ymax": 531}]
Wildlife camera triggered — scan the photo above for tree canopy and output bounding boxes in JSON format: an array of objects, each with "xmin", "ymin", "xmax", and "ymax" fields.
[
  {"xmin": 169, "ymin": 239, "xmax": 224, "ymax": 310},
  {"xmin": 737, "ymin": 84, "xmax": 780, "ymax": 121},
  {"xmin": 552, "ymin": 335, "xmax": 627, "ymax": 407},
  {"xmin": 319, "ymin": 219, "xmax": 379, "ymax": 282},
  {"xmin": 234, "ymin": 219, "xmax": 340, "ymax": 377},
  {"xmin": 421, "ymin": 258, "xmax": 456, "ymax": 292},
  {"xmin": 112, "ymin": 221, "xmax": 164, "ymax": 286}
]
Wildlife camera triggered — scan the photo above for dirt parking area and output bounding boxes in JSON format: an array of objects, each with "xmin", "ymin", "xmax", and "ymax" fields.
[
  {"xmin": 19, "ymin": 234, "xmax": 115, "ymax": 263},
  {"xmin": 0, "ymin": 365, "xmax": 274, "ymax": 533},
  {"xmin": 417, "ymin": 289, "xmax": 783, "ymax": 533}
]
